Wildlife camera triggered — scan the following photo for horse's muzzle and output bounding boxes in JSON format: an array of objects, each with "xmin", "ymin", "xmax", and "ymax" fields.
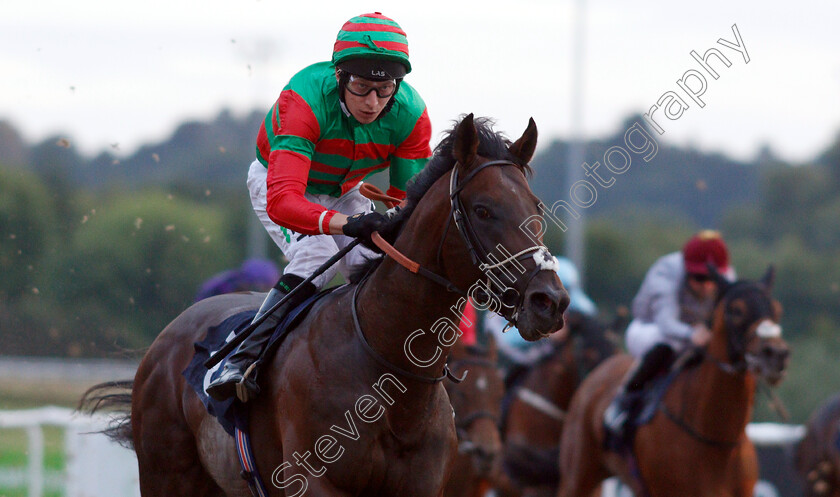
[
  {"xmin": 517, "ymin": 279, "xmax": 570, "ymax": 341},
  {"xmin": 459, "ymin": 422, "xmax": 502, "ymax": 477},
  {"xmin": 750, "ymin": 339, "xmax": 790, "ymax": 386}
]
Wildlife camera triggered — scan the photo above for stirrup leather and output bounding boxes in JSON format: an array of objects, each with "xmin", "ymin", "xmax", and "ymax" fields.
[{"xmin": 235, "ymin": 362, "xmax": 260, "ymax": 403}]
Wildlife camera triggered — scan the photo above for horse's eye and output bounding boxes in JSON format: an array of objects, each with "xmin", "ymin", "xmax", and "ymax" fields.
[{"xmin": 474, "ymin": 206, "xmax": 491, "ymax": 219}]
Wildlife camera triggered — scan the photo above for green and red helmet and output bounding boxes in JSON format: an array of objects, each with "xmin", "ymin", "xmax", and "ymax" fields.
[{"xmin": 332, "ymin": 12, "xmax": 411, "ymax": 80}]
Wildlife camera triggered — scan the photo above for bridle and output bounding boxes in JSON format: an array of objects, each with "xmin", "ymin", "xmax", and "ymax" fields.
[
  {"xmin": 352, "ymin": 157, "xmax": 558, "ymax": 384},
  {"xmin": 439, "ymin": 159, "xmax": 557, "ymax": 324},
  {"xmin": 701, "ymin": 283, "xmax": 781, "ymax": 376}
]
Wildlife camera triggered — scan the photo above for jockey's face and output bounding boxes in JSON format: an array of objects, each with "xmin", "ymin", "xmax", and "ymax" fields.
[
  {"xmin": 339, "ymin": 74, "xmax": 393, "ymax": 124},
  {"xmin": 687, "ymin": 272, "xmax": 718, "ymax": 301}
]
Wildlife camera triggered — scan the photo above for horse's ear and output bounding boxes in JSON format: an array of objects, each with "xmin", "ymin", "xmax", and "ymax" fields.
[
  {"xmin": 707, "ymin": 263, "xmax": 730, "ymax": 293},
  {"xmin": 453, "ymin": 113, "xmax": 479, "ymax": 169},
  {"xmin": 509, "ymin": 117, "xmax": 538, "ymax": 164},
  {"xmin": 761, "ymin": 265, "xmax": 775, "ymax": 291}
]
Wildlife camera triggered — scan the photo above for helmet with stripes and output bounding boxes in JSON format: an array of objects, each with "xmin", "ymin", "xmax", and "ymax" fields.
[{"xmin": 332, "ymin": 12, "xmax": 411, "ymax": 80}]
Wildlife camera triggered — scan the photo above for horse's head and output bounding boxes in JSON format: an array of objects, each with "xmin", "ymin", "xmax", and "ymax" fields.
[
  {"xmin": 447, "ymin": 337, "xmax": 504, "ymax": 476},
  {"xmin": 442, "ymin": 114, "xmax": 570, "ymax": 340},
  {"xmin": 708, "ymin": 265, "xmax": 790, "ymax": 385},
  {"xmin": 565, "ymin": 310, "xmax": 619, "ymax": 375}
]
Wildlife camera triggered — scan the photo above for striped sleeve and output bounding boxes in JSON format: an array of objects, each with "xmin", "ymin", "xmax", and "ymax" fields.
[
  {"xmin": 264, "ymin": 89, "xmax": 338, "ymax": 235},
  {"xmin": 388, "ymin": 108, "xmax": 432, "ymax": 199}
]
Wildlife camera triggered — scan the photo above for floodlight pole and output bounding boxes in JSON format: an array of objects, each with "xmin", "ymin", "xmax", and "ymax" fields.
[{"xmin": 565, "ymin": 0, "xmax": 587, "ymax": 283}]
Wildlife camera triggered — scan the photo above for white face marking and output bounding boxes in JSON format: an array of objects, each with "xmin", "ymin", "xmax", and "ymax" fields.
[
  {"xmin": 756, "ymin": 319, "xmax": 782, "ymax": 338},
  {"xmin": 534, "ymin": 249, "xmax": 559, "ymax": 271},
  {"xmin": 476, "ymin": 376, "xmax": 488, "ymax": 391}
]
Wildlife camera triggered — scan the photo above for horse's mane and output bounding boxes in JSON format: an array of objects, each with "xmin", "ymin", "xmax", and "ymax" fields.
[{"xmin": 349, "ymin": 115, "xmax": 533, "ymax": 283}]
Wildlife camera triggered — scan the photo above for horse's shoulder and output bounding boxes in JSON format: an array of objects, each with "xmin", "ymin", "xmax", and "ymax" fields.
[{"xmin": 265, "ymin": 285, "xmax": 357, "ymax": 370}]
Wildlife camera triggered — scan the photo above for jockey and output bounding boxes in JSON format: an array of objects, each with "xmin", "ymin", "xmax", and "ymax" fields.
[
  {"xmin": 207, "ymin": 13, "xmax": 432, "ymax": 402},
  {"xmin": 604, "ymin": 230, "xmax": 735, "ymax": 436},
  {"xmin": 485, "ymin": 256, "xmax": 597, "ymax": 368}
]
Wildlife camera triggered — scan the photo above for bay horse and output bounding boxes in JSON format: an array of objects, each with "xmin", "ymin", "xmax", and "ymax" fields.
[
  {"xmin": 795, "ymin": 392, "xmax": 840, "ymax": 497},
  {"xmin": 443, "ymin": 336, "xmax": 506, "ymax": 497},
  {"xmin": 81, "ymin": 114, "xmax": 569, "ymax": 497},
  {"xmin": 558, "ymin": 267, "xmax": 790, "ymax": 497},
  {"xmin": 501, "ymin": 311, "xmax": 618, "ymax": 497}
]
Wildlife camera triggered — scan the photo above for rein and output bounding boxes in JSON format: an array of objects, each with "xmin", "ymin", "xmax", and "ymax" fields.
[
  {"xmin": 658, "ymin": 402, "xmax": 742, "ymax": 449},
  {"xmin": 700, "ymin": 348, "xmax": 747, "ymax": 376}
]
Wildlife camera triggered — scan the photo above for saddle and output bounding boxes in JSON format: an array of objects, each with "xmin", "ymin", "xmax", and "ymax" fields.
[{"xmin": 183, "ymin": 286, "xmax": 339, "ymax": 434}]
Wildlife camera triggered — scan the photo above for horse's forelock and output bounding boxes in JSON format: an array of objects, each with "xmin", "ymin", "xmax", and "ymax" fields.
[
  {"xmin": 720, "ymin": 281, "xmax": 772, "ymax": 308},
  {"xmin": 386, "ymin": 116, "xmax": 532, "ymax": 233},
  {"xmin": 716, "ymin": 280, "xmax": 776, "ymax": 336}
]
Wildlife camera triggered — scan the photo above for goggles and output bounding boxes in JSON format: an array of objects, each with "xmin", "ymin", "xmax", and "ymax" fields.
[
  {"xmin": 688, "ymin": 273, "xmax": 712, "ymax": 283},
  {"xmin": 345, "ymin": 75, "xmax": 397, "ymax": 98}
]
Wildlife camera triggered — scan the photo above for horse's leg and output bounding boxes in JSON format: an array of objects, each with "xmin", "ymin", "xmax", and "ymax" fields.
[
  {"xmin": 133, "ymin": 397, "xmax": 225, "ymax": 496},
  {"xmin": 132, "ymin": 353, "xmax": 229, "ymax": 497}
]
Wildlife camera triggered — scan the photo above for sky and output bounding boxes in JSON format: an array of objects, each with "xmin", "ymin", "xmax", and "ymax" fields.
[{"xmin": 3, "ymin": 0, "xmax": 840, "ymax": 163}]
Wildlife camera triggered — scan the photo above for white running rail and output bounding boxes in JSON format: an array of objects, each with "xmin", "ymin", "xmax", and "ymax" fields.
[{"xmin": 0, "ymin": 406, "xmax": 140, "ymax": 497}]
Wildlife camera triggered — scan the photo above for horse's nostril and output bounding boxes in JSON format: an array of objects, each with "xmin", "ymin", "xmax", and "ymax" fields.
[
  {"xmin": 529, "ymin": 292, "xmax": 554, "ymax": 314},
  {"xmin": 474, "ymin": 448, "xmax": 498, "ymax": 468},
  {"xmin": 559, "ymin": 291, "xmax": 570, "ymax": 313}
]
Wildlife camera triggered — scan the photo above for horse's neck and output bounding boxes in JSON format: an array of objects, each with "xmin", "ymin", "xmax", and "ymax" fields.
[
  {"xmin": 677, "ymin": 330, "xmax": 755, "ymax": 443},
  {"xmin": 354, "ymin": 190, "xmax": 475, "ymax": 404},
  {"xmin": 357, "ymin": 255, "xmax": 464, "ymax": 378}
]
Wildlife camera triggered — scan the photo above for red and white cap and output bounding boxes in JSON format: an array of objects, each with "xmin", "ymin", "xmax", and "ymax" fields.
[{"xmin": 682, "ymin": 230, "xmax": 730, "ymax": 275}]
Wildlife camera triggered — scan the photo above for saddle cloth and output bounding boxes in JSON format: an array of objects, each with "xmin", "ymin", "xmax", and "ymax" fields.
[{"xmin": 182, "ymin": 288, "xmax": 335, "ymax": 435}]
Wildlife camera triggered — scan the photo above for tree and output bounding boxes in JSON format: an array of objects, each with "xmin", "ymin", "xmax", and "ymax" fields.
[
  {"xmin": 53, "ymin": 191, "xmax": 240, "ymax": 351},
  {"xmin": 0, "ymin": 166, "xmax": 56, "ymax": 302}
]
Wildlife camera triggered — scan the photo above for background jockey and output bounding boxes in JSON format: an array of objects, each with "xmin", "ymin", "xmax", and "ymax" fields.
[
  {"xmin": 485, "ymin": 256, "xmax": 598, "ymax": 369},
  {"xmin": 604, "ymin": 229, "xmax": 736, "ymax": 436},
  {"xmin": 208, "ymin": 12, "xmax": 433, "ymax": 402},
  {"xmin": 194, "ymin": 258, "xmax": 280, "ymax": 302}
]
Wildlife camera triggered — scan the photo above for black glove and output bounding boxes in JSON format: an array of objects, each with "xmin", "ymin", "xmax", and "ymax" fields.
[{"xmin": 342, "ymin": 211, "xmax": 388, "ymax": 250}]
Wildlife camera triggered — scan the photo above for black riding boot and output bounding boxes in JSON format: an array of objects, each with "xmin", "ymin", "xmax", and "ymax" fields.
[
  {"xmin": 604, "ymin": 343, "xmax": 675, "ymax": 436},
  {"xmin": 206, "ymin": 274, "xmax": 316, "ymax": 402}
]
